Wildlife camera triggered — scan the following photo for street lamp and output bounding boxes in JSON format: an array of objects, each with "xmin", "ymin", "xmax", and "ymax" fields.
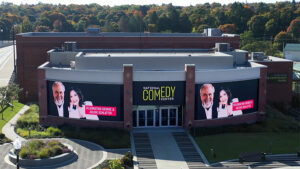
[
  {"xmin": 13, "ymin": 137, "xmax": 22, "ymax": 169},
  {"xmin": 12, "ymin": 25, "xmax": 16, "ymax": 73}
]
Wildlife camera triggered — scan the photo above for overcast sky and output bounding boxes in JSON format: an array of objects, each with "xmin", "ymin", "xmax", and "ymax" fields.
[{"xmin": 2, "ymin": 0, "xmax": 298, "ymax": 6}]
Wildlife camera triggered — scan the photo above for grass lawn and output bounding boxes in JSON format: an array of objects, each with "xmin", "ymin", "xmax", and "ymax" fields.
[
  {"xmin": 0, "ymin": 101, "xmax": 24, "ymax": 133},
  {"xmin": 195, "ymin": 132, "xmax": 300, "ymax": 163},
  {"xmin": 193, "ymin": 106, "xmax": 300, "ymax": 163}
]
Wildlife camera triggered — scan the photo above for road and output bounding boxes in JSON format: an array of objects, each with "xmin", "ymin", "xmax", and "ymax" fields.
[{"xmin": 0, "ymin": 45, "xmax": 14, "ymax": 87}]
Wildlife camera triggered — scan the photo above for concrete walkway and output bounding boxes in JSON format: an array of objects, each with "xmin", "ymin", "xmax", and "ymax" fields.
[
  {"xmin": 2, "ymin": 105, "xmax": 30, "ymax": 141},
  {"xmin": 149, "ymin": 132, "xmax": 189, "ymax": 169}
]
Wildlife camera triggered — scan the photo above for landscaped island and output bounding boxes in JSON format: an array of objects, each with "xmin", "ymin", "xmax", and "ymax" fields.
[
  {"xmin": 19, "ymin": 140, "xmax": 70, "ymax": 159},
  {"xmin": 8, "ymin": 139, "xmax": 75, "ymax": 167}
]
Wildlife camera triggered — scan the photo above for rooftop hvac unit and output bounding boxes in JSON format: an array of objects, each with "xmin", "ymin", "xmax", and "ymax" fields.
[
  {"xmin": 87, "ymin": 28, "xmax": 101, "ymax": 34},
  {"xmin": 215, "ymin": 43, "xmax": 230, "ymax": 52},
  {"xmin": 63, "ymin": 41, "xmax": 77, "ymax": 52},
  {"xmin": 251, "ymin": 52, "xmax": 266, "ymax": 61}
]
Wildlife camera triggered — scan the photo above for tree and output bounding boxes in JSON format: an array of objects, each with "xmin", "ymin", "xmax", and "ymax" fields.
[
  {"xmin": 179, "ymin": 13, "xmax": 192, "ymax": 33},
  {"xmin": 211, "ymin": 7, "xmax": 226, "ymax": 26},
  {"xmin": 35, "ymin": 26, "xmax": 50, "ymax": 32},
  {"xmin": 0, "ymin": 83, "xmax": 22, "ymax": 119},
  {"xmin": 248, "ymin": 15, "xmax": 267, "ymax": 37},
  {"xmin": 53, "ymin": 19, "xmax": 63, "ymax": 32},
  {"xmin": 5, "ymin": 83, "xmax": 22, "ymax": 110},
  {"xmin": 21, "ymin": 17, "xmax": 34, "ymax": 33},
  {"xmin": 241, "ymin": 41, "xmax": 280, "ymax": 56},
  {"xmin": 265, "ymin": 19, "xmax": 280, "ymax": 38},
  {"xmin": 218, "ymin": 24, "xmax": 237, "ymax": 34},
  {"xmin": 0, "ymin": 87, "xmax": 7, "ymax": 120},
  {"xmin": 287, "ymin": 19, "xmax": 300, "ymax": 39},
  {"xmin": 118, "ymin": 16, "xmax": 129, "ymax": 32},
  {"xmin": 75, "ymin": 20, "xmax": 86, "ymax": 32},
  {"xmin": 225, "ymin": 2, "xmax": 254, "ymax": 33},
  {"xmin": 274, "ymin": 31, "xmax": 293, "ymax": 50},
  {"xmin": 240, "ymin": 30, "xmax": 254, "ymax": 47}
]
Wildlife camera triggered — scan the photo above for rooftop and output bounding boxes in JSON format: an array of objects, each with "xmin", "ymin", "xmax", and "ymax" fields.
[
  {"xmin": 284, "ymin": 43, "xmax": 300, "ymax": 51},
  {"xmin": 18, "ymin": 32, "xmax": 210, "ymax": 37},
  {"xmin": 82, "ymin": 52, "xmax": 229, "ymax": 58}
]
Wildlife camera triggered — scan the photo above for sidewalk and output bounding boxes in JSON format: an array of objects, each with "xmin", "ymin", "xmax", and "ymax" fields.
[{"xmin": 2, "ymin": 105, "xmax": 29, "ymax": 141}]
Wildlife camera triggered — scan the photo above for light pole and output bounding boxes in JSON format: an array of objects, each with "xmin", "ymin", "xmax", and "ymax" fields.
[
  {"xmin": 13, "ymin": 137, "xmax": 22, "ymax": 169},
  {"xmin": 12, "ymin": 25, "xmax": 16, "ymax": 73}
]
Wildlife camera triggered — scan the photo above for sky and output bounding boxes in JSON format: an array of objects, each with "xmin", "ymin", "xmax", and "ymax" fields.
[{"xmin": 2, "ymin": 0, "xmax": 297, "ymax": 6}]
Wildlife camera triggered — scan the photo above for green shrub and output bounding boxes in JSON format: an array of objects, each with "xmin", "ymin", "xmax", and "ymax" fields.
[
  {"xmin": 38, "ymin": 148, "xmax": 51, "ymax": 159},
  {"xmin": 19, "ymin": 140, "xmax": 69, "ymax": 159},
  {"xmin": 50, "ymin": 145, "xmax": 63, "ymax": 156},
  {"xmin": 47, "ymin": 140, "xmax": 62, "ymax": 147},
  {"xmin": 19, "ymin": 146, "xmax": 35, "ymax": 159},
  {"xmin": 109, "ymin": 159, "xmax": 124, "ymax": 169},
  {"xmin": 26, "ymin": 140, "xmax": 45, "ymax": 150},
  {"xmin": 46, "ymin": 127, "xmax": 62, "ymax": 136},
  {"xmin": 16, "ymin": 104, "xmax": 39, "ymax": 130},
  {"xmin": 121, "ymin": 152, "xmax": 133, "ymax": 167}
]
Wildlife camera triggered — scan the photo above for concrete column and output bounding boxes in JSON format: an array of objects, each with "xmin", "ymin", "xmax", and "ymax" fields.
[
  {"xmin": 37, "ymin": 68, "xmax": 48, "ymax": 125},
  {"xmin": 123, "ymin": 64, "xmax": 133, "ymax": 130},
  {"xmin": 184, "ymin": 64, "xmax": 195, "ymax": 130},
  {"xmin": 258, "ymin": 66, "xmax": 267, "ymax": 114}
]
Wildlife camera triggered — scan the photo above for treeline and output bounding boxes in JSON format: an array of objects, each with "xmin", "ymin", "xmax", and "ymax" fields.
[{"xmin": 0, "ymin": 1, "xmax": 300, "ymax": 54}]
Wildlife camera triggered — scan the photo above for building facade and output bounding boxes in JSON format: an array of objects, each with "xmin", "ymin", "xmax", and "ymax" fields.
[
  {"xmin": 37, "ymin": 43, "xmax": 267, "ymax": 130},
  {"xmin": 16, "ymin": 32, "xmax": 240, "ymax": 103}
]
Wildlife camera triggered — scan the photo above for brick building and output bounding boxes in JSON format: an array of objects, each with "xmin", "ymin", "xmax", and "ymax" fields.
[{"xmin": 16, "ymin": 32, "xmax": 240, "ymax": 103}]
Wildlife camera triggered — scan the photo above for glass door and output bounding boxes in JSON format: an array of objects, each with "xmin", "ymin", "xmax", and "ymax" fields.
[
  {"xmin": 169, "ymin": 108, "xmax": 177, "ymax": 126},
  {"xmin": 147, "ymin": 109, "xmax": 154, "ymax": 126},
  {"xmin": 160, "ymin": 108, "xmax": 169, "ymax": 126},
  {"xmin": 159, "ymin": 107, "xmax": 178, "ymax": 127},
  {"xmin": 138, "ymin": 110, "xmax": 146, "ymax": 127}
]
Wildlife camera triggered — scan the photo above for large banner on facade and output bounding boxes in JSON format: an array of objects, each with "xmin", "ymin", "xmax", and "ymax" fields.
[
  {"xmin": 47, "ymin": 81, "xmax": 123, "ymax": 121},
  {"xmin": 133, "ymin": 81, "xmax": 185, "ymax": 105},
  {"xmin": 195, "ymin": 79, "xmax": 259, "ymax": 120}
]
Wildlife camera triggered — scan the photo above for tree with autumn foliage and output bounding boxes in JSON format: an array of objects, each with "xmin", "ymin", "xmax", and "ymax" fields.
[
  {"xmin": 287, "ymin": 19, "xmax": 300, "ymax": 39},
  {"xmin": 218, "ymin": 24, "xmax": 237, "ymax": 34}
]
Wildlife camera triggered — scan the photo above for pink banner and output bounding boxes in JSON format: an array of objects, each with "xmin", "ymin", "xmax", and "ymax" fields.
[
  {"xmin": 232, "ymin": 99, "xmax": 254, "ymax": 111},
  {"xmin": 85, "ymin": 105, "xmax": 117, "ymax": 116}
]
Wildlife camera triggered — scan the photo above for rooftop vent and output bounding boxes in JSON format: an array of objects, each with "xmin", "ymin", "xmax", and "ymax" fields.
[
  {"xmin": 251, "ymin": 52, "xmax": 266, "ymax": 61},
  {"xmin": 63, "ymin": 41, "xmax": 77, "ymax": 52},
  {"xmin": 215, "ymin": 43, "xmax": 230, "ymax": 52}
]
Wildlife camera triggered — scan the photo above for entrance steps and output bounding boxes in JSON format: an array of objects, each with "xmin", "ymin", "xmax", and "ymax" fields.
[
  {"xmin": 173, "ymin": 132, "xmax": 206, "ymax": 169},
  {"xmin": 133, "ymin": 127, "xmax": 185, "ymax": 133},
  {"xmin": 133, "ymin": 133, "xmax": 158, "ymax": 169}
]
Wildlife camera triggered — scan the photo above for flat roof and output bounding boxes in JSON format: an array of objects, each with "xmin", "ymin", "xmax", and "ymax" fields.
[
  {"xmin": 18, "ymin": 32, "xmax": 211, "ymax": 37},
  {"xmin": 251, "ymin": 56, "xmax": 293, "ymax": 62},
  {"xmin": 284, "ymin": 43, "xmax": 300, "ymax": 51},
  {"xmin": 81, "ymin": 52, "xmax": 231, "ymax": 58}
]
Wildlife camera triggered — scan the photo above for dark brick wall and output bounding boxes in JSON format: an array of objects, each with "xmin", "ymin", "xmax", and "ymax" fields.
[
  {"xmin": 37, "ymin": 68, "xmax": 47, "ymax": 122},
  {"xmin": 17, "ymin": 35, "xmax": 240, "ymax": 103},
  {"xmin": 184, "ymin": 64, "xmax": 195, "ymax": 130},
  {"xmin": 255, "ymin": 61, "xmax": 293, "ymax": 104},
  {"xmin": 193, "ymin": 112, "xmax": 260, "ymax": 127},
  {"xmin": 123, "ymin": 65, "xmax": 133, "ymax": 130}
]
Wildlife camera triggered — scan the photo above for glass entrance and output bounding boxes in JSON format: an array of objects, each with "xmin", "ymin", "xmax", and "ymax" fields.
[
  {"xmin": 160, "ymin": 107, "xmax": 178, "ymax": 127},
  {"xmin": 134, "ymin": 106, "xmax": 179, "ymax": 128}
]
